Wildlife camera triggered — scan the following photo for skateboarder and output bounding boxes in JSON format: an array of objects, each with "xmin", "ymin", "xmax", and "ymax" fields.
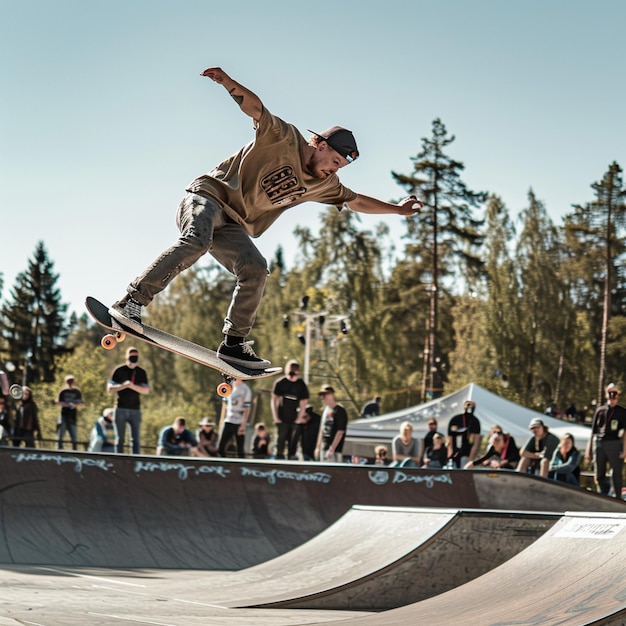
[{"xmin": 109, "ymin": 66, "xmax": 423, "ymax": 370}]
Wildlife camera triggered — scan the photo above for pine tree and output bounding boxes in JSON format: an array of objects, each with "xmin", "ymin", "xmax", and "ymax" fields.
[
  {"xmin": 449, "ymin": 195, "xmax": 522, "ymax": 395},
  {"xmin": 566, "ymin": 162, "xmax": 626, "ymax": 401},
  {"xmin": 1, "ymin": 242, "xmax": 69, "ymax": 383},
  {"xmin": 483, "ymin": 195, "xmax": 522, "ymax": 391},
  {"xmin": 391, "ymin": 118, "xmax": 487, "ymax": 398},
  {"xmin": 515, "ymin": 190, "xmax": 567, "ymax": 408}
]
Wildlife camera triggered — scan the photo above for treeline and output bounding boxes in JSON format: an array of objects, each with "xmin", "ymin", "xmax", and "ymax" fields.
[{"xmin": 1, "ymin": 119, "xmax": 624, "ymax": 448}]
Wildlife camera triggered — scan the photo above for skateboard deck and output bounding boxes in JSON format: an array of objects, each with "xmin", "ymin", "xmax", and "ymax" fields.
[{"xmin": 85, "ymin": 297, "xmax": 281, "ymax": 396}]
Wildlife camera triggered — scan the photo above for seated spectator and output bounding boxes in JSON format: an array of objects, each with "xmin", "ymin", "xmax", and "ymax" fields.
[
  {"xmin": 467, "ymin": 426, "xmax": 520, "ymax": 470},
  {"xmin": 517, "ymin": 418, "xmax": 560, "ymax": 478},
  {"xmin": 252, "ymin": 423, "xmax": 271, "ymax": 458},
  {"xmin": 88, "ymin": 407, "xmax": 118, "ymax": 453},
  {"xmin": 196, "ymin": 417, "xmax": 219, "ymax": 457},
  {"xmin": 549, "ymin": 433, "xmax": 581, "ymax": 486},
  {"xmin": 374, "ymin": 445, "xmax": 391, "ymax": 465},
  {"xmin": 361, "ymin": 396, "xmax": 381, "ymax": 418},
  {"xmin": 157, "ymin": 417, "xmax": 199, "ymax": 456},
  {"xmin": 420, "ymin": 418, "xmax": 443, "ymax": 460},
  {"xmin": 422, "ymin": 433, "xmax": 448, "ymax": 468},
  {"xmin": 392, "ymin": 421, "xmax": 420, "ymax": 467},
  {"xmin": 499, "ymin": 431, "xmax": 521, "ymax": 468}
]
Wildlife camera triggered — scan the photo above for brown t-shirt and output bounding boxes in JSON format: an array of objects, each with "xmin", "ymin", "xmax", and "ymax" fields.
[{"xmin": 186, "ymin": 107, "xmax": 357, "ymax": 237}]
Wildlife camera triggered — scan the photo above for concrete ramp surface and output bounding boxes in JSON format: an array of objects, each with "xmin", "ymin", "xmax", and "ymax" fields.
[
  {"xmin": 207, "ymin": 506, "xmax": 558, "ymax": 610},
  {"xmin": 320, "ymin": 512, "xmax": 626, "ymax": 626}
]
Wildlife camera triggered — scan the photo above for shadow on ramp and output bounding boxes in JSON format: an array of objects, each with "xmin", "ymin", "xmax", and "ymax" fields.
[
  {"xmin": 319, "ymin": 512, "xmax": 626, "ymax": 625},
  {"xmin": 208, "ymin": 506, "xmax": 559, "ymax": 610}
]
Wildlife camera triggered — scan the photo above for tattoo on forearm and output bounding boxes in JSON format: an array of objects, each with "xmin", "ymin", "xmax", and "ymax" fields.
[{"xmin": 229, "ymin": 88, "xmax": 243, "ymax": 106}]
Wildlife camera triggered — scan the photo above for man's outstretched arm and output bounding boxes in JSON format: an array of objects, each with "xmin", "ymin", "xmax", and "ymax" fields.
[
  {"xmin": 201, "ymin": 67, "xmax": 263, "ymax": 123},
  {"xmin": 347, "ymin": 193, "xmax": 423, "ymax": 216}
]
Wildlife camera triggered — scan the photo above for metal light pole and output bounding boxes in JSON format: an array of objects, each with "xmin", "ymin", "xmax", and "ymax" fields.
[{"xmin": 294, "ymin": 310, "xmax": 328, "ymax": 385}]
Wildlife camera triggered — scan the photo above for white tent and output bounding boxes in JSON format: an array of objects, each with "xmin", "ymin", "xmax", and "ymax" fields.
[{"xmin": 344, "ymin": 383, "xmax": 591, "ymax": 458}]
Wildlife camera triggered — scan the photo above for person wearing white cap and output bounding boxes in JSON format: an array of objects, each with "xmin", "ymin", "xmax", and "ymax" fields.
[
  {"xmin": 315, "ymin": 385, "xmax": 348, "ymax": 463},
  {"xmin": 88, "ymin": 407, "xmax": 117, "ymax": 453},
  {"xmin": 516, "ymin": 418, "xmax": 559, "ymax": 478},
  {"xmin": 108, "ymin": 66, "xmax": 423, "ymax": 371},
  {"xmin": 55, "ymin": 374, "xmax": 84, "ymax": 450},
  {"xmin": 196, "ymin": 417, "xmax": 219, "ymax": 457},
  {"xmin": 585, "ymin": 383, "xmax": 626, "ymax": 497}
]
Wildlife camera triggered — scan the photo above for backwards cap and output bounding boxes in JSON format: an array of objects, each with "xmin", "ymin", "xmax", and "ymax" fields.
[{"xmin": 308, "ymin": 126, "xmax": 359, "ymax": 163}]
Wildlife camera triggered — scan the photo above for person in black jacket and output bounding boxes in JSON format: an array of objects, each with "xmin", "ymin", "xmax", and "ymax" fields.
[{"xmin": 585, "ymin": 383, "xmax": 626, "ymax": 497}]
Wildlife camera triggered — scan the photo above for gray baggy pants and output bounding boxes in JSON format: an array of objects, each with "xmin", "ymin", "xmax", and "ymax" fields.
[{"xmin": 127, "ymin": 193, "xmax": 269, "ymax": 338}]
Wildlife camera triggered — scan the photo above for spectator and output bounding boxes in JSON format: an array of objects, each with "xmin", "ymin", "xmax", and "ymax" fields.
[
  {"xmin": 585, "ymin": 383, "xmax": 626, "ymax": 497},
  {"xmin": 466, "ymin": 428, "xmax": 520, "ymax": 470},
  {"xmin": 374, "ymin": 445, "xmax": 390, "ymax": 465},
  {"xmin": 564, "ymin": 404, "xmax": 578, "ymax": 422},
  {"xmin": 157, "ymin": 417, "xmax": 199, "ymax": 456},
  {"xmin": 0, "ymin": 396, "xmax": 12, "ymax": 445},
  {"xmin": 420, "ymin": 417, "xmax": 443, "ymax": 460},
  {"xmin": 496, "ymin": 429, "xmax": 520, "ymax": 469},
  {"xmin": 13, "ymin": 386, "xmax": 41, "ymax": 448},
  {"xmin": 0, "ymin": 366, "xmax": 9, "ymax": 398},
  {"xmin": 517, "ymin": 418, "xmax": 560, "ymax": 478},
  {"xmin": 447, "ymin": 400, "xmax": 482, "ymax": 468},
  {"xmin": 271, "ymin": 359, "xmax": 309, "ymax": 460},
  {"xmin": 549, "ymin": 433, "xmax": 581, "ymax": 487},
  {"xmin": 315, "ymin": 385, "xmax": 348, "ymax": 462},
  {"xmin": 196, "ymin": 417, "xmax": 219, "ymax": 457},
  {"xmin": 252, "ymin": 423, "xmax": 271, "ymax": 458},
  {"xmin": 392, "ymin": 421, "xmax": 420, "ymax": 467},
  {"xmin": 422, "ymin": 433, "xmax": 448, "ymax": 469},
  {"xmin": 360, "ymin": 395, "xmax": 381, "ymax": 418},
  {"xmin": 297, "ymin": 404, "xmax": 321, "ymax": 461},
  {"xmin": 107, "ymin": 346, "xmax": 150, "ymax": 454},
  {"xmin": 88, "ymin": 408, "xmax": 118, "ymax": 453},
  {"xmin": 218, "ymin": 378, "xmax": 252, "ymax": 458},
  {"xmin": 55, "ymin": 374, "xmax": 84, "ymax": 451}
]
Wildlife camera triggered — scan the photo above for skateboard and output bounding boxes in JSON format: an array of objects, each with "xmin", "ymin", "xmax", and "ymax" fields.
[{"xmin": 85, "ymin": 297, "xmax": 281, "ymax": 397}]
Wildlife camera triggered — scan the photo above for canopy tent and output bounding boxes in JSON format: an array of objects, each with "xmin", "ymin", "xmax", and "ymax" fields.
[{"xmin": 344, "ymin": 383, "xmax": 591, "ymax": 458}]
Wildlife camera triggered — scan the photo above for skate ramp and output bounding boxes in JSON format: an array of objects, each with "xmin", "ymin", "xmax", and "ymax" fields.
[
  {"xmin": 206, "ymin": 506, "xmax": 558, "ymax": 610},
  {"xmin": 0, "ymin": 447, "xmax": 623, "ymax": 570},
  {"xmin": 317, "ymin": 512, "xmax": 626, "ymax": 626}
]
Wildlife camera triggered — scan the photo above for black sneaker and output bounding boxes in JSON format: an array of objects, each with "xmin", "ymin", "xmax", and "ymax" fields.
[
  {"xmin": 109, "ymin": 297, "xmax": 143, "ymax": 333},
  {"xmin": 217, "ymin": 341, "xmax": 271, "ymax": 370}
]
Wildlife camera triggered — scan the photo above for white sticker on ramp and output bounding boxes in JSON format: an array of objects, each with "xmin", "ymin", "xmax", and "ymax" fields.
[{"xmin": 555, "ymin": 518, "xmax": 626, "ymax": 539}]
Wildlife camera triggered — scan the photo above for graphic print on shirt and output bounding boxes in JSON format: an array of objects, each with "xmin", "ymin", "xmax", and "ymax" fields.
[{"xmin": 261, "ymin": 166, "xmax": 307, "ymax": 206}]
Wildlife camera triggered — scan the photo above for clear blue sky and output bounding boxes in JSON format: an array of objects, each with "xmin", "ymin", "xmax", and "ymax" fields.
[{"xmin": 2, "ymin": 0, "xmax": 625, "ymax": 317}]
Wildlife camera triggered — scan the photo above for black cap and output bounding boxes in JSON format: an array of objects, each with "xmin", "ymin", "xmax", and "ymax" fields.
[{"xmin": 308, "ymin": 126, "xmax": 359, "ymax": 162}]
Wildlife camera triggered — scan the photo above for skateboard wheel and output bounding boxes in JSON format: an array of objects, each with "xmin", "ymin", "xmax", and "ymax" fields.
[
  {"xmin": 115, "ymin": 331, "xmax": 126, "ymax": 342},
  {"xmin": 217, "ymin": 382, "xmax": 232, "ymax": 397},
  {"xmin": 101, "ymin": 334, "xmax": 117, "ymax": 350}
]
